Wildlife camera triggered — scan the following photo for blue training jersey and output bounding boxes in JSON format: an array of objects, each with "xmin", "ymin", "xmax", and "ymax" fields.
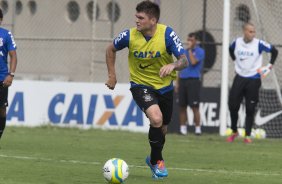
[
  {"xmin": 0, "ymin": 27, "xmax": 17, "ymax": 81},
  {"xmin": 179, "ymin": 45, "xmax": 205, "ymax": 79}
]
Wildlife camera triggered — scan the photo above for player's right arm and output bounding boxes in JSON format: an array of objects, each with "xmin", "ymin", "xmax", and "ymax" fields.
[
  {"xmin": 105, "ymin": 30, "xmax": 129, "ymax": 90},
  {"xmin": 229, "ymin": 39, "xmax": 236, "ymax": 61},
  {"xmin": 105, "ymin": 43, "xmax": 117, "ymax": 90}
]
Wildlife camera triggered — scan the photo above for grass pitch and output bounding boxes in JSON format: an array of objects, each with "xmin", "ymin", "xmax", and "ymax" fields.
[{"xmin": 0, "ymin": 126, "xmax": 282, "ymax": 184}]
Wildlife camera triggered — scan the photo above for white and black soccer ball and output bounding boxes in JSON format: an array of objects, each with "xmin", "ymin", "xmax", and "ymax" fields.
[{"xmin": 103, "ymin": 158, "xmax": 129, "ymax": 184}]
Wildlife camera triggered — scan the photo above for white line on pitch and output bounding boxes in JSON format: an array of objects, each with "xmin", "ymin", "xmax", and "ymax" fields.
[
  {"xmin": 0, "ymin": 154, "xmax": 101, "ymax": 165},
  {"xmin": 0, "ymin": 154, "xmax": 281, "ymax": 177}
]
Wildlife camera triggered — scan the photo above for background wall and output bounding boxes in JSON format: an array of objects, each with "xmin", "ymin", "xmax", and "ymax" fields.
[{"xmin": 1, "ymin": 0, "xmax": 281, "ymax": 88}]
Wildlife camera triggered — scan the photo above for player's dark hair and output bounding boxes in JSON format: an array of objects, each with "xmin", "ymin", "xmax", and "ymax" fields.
[
  {"xmin": 136, "ymin": 1, "xmax": 160, "ymax": 22},
  {"xmin": 0, "ymin": 9, "xmax": 3, "ymax": 19},
  {"xmin": 188, "ymin": 32, "xmax": 199, "ymax": 40}
]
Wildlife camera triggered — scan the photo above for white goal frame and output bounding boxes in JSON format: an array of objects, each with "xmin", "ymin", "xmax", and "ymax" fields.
[{"xmin": 219, "ymin": 0, "xmax": 230, "ymax": 136}]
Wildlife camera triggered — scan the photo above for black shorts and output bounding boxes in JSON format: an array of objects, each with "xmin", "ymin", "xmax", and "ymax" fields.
[
  {"xmin": 130, "ymin": 87, "xmax": 173, "ymax": 125},
  {"xmin": 0, "ymin": 81, "xmax": 8, "ymax": 107},
  {"xmin": 178, "ymin": 78, "xmax": 201, "ymax": 107}
]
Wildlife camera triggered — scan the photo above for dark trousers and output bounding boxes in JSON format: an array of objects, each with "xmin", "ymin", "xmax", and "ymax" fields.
[{"xmin": 228, "ymin": 75, "xmax": 261, "ymax": 136}]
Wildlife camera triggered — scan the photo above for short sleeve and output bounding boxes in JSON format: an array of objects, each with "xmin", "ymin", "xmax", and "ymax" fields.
[
  {"xmin": 229, "ymin": 39, "xmax": 236, "ymax": 50},
  {"xmin": 113, "ymin": 30, "xmax": 130, "ymax": 50},
  {"xmin": 259, "ymin": 40, "xmax": 272, "ymax": 54},
  {"xmin": 165, "ymin": 27, "xmax": 185, "ymax": 58},
  {"xmin": 6, "ymin": 31, "xmax": 17, "ymax": 51}
]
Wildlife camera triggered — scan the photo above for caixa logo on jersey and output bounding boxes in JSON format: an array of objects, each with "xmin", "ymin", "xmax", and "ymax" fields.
[{"xmin": 47, "ymin": 93, "xmax": 144, "ymax": 126}]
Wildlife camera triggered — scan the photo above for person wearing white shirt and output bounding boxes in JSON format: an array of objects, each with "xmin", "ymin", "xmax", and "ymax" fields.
[{"xmin": 227, "ymin": 22, "xmax": 278, "ymax": 143}]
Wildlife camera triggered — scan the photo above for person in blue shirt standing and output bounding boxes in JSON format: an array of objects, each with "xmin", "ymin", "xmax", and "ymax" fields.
[
  {"xmin": 0, "ymin": 8, "xmax": 18, "ymax": 140},
  {"xmin": 175, "ymin": 32, "xmax": 205, "ymax": 135}
]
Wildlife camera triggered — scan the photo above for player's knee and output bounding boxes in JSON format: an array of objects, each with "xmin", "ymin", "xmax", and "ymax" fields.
[
  {"xmin": 192, "ymin": 106, "xmax": 200, "ymax": 113},
  {"xmin": 179, "ymin": 106, "xmax": 186, "ymax": 110},
  {"xmin": 229, "ymin": 105, "xmax": 239, "ymax": 112},
  {"xmin": 228, "ymin": 101, "xmax": 240, "ymax": 112},
  {"xmin": 246, "ymin": 106, "xmax": 255, "ymax": 116},
  {"xmin": 0, "ymin": 108, "xmax": 6, "ymax": 118},
  {"xmin": 150, "ymin": 114, "xmax": 163, "ymax": 128},
  {"xmin": 246, "ymin": 101, "xmax": 257, "ymax": 116}
]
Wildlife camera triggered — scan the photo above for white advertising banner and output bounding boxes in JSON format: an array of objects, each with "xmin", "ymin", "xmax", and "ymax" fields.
[{"xmin": 7, "ymin": 80, "xmax": 150, "ymax": 132}]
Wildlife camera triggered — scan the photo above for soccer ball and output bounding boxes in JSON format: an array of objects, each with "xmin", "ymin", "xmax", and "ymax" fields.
[
  {"xmin": 225, "ymin": 128, "xmax": 232, "ymax": 136},
  {"xmin": 103, "ymin": 158, "xmax": 129, "ymax": 184},
  {"xmin": 238, "ymin": 128, "xmax": 246, "ymax": 137},
  {"xmin": 251, "ymin": 128, "xmax": 256, "ymax": 138},
  {"xmin": 255, "ymin": 128, "xmax": 266, "ymax": 139}
]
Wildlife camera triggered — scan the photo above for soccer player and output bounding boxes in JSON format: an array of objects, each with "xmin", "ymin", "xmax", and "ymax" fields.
[
  {"xmin": 175, "ymin": 32, "xmax": 205, "ymax": 135},
  {"xmin": 105, "ymin": 1, "xmax": 187, "ymax": 179},
  {"xmin": 227, "ymin": 22, "xmax": 278, "ymax": 143},
  {"xmin": 0, "ymin": 9, "xmax": 17, "ymax": 140}
]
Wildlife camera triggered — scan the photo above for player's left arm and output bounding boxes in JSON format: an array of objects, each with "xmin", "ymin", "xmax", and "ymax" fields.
[
  {"xmin": 160, "ymin": 54, "xmax": 187, "ymax": 78},
  {"xmin": 257, "ymin": 40, "xmax": 279, "ymax": 77},
  {"xmin": 260, "ymin": 40, "xmax": 278, "ymax": 66},
  {"xmin": 3, "ymin": 32, "xmax": 17, "ymax": 87},
  {"xmin": 269, "ymin": 46, "xmax": 278, "ymax": 65},
  {"xmin": 159, "ymin": 27, "xmax": 188, "ymax": 78},
  {"xmin": 8, "ymin": 50, "xmax": 17, "ymax": 74}
]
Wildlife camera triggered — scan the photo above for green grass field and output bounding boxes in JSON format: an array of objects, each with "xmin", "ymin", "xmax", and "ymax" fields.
[{"xmin": 0, "ymin": 126, "xmax": 282, "ymax": 184}]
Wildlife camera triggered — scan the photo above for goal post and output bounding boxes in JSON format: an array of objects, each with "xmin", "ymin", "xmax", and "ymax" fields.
[{"xmin": 219, "ymin": 0, "xmax": 231, "ymax": 136}]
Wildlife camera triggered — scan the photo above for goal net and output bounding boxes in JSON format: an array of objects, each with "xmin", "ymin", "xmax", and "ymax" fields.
[{"xmin": 228, "ymin": 0, "xmax": 282, "ymax": 138}]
